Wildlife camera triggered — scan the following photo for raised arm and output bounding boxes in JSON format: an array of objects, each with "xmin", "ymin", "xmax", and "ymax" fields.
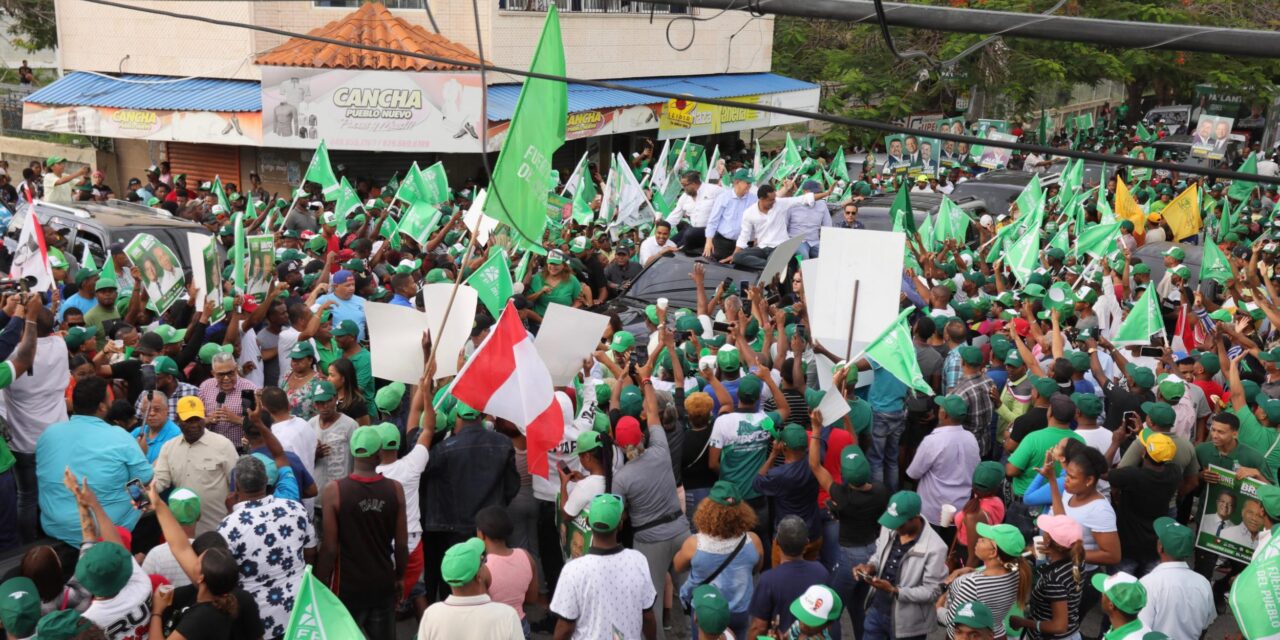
[{"xmin": 807, "ymin": 410, "xmax": 835, "ymax": 492}]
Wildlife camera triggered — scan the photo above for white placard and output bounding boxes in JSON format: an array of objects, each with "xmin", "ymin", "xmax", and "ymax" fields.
[
  {"xmin": 461, "ymin": 189, "xmax": 499, "ymax": 246},
  {"xmin": 813, "ymin": 354, "xmax": 852, "ymax": 426},
  {"xmin": 534, "ymin": 304, "xmax": 611, "ymax": 386},
  {"xmin": 812, "ymin": 228, "xmax": 906, "ymax": 361},
  {"xmin": 366, "ymin": 302, "xmax": 432, "ymax": 384},
  {"xmin": 186, "ymin": 232, "xmax": 213, "ymax": 309},
  {"xmin": 421, "ymin": 283, "xmax": 479, "ymax": 380}
]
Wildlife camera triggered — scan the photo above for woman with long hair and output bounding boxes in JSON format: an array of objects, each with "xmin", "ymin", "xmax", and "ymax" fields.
[
  {"xmin": 1009, "ymin": 515, "xmax": 1086, "ymax": 640},
  {"xmin": 673, "ymin": 480, "xmax": 764, "ymax": 640},
  {"xmin": 282, "ymin": 343, "xmax": 319, "ymax": 418},
  {"xmin": 523, "ymin": 249, "xmax": 587, "ymax": 321},
  {"xmin": 938, "ymin": 523, "xmax": 1031, "ymax": 640},
  {"xmin": 149, "ymin": 547, "xmax": 242, "ymax": 639},
  {"xmin": 327, "ymin": 357, "xmax": 369, "ymax": 425},
  {"xmin": 20, "ymin": 545, "xmax": 90, "ymax": 614},
  {"xmin": 557, "ymin": 429, "xmax": 616, "ymax": 560},
  {"xmin": 1044, "ymin": 444, "xmax": 1120, "ymax": 619},
  {"xmin": 955, "ymin": 461, "xmax": 1010, "ymax": 568}
]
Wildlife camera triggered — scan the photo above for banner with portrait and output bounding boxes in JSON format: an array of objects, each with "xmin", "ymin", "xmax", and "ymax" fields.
[
  {"xmin": 968, "ymin": 119, "xmax": 1010, "ymax": 162},
  {"xmin": 977, "ymin": 132, "xmax": 1017, "ymax": 170},
  {"xmin": 936, "ymin": 117, "xmax": 968, "ymax": 167},
  {"xmin": 909, "ymin": 138, "xmax": 942, "ymax": 178},
  {"xmin": 1196, "ymin": 464, "xmax": 1268, "ymax": 563},
  {"xmin": 555, "ymin": 492, "xmax": 594, "ymax": 562},
  {"xmin": 245, "ymin": 235, "xmax": 275, "ymax": 301},
  {"xmin": 125, "ymin": 233, "xmax": 186, "ymax": 315},
  {"xmin": 1190, "ymin": 115, "xmax": 1234, "ymax": 160},
  {"xmin": 880, "ymin": 134, "xmax": 911, "ymax": 175}
]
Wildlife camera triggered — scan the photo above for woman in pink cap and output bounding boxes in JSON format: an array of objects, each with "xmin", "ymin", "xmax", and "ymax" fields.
[{"xmin": 1008, "ymin": 514, "xmax": 1084, "ymax": 640}]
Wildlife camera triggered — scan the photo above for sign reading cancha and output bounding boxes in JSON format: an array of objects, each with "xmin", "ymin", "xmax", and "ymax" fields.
[{"xmin": 261, "ymin": 67, "xmax": 484, "ymax": 152}]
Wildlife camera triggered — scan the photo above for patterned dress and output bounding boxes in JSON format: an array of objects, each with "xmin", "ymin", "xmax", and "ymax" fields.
[{"xmin": 218, "ymin": 495, "xmax": 315, "ymax": 639}]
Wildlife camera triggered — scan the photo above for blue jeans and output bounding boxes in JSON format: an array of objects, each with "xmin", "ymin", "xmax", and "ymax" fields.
[
  {"xmin": 13, "ymin": 451, "xmax": 37, "ymax": 543},
  {"xmin": 799, "ymin": 241, "xmax": 821, "ymax": 258},
  {"xmin": 0, "ymin": 469, "xmax": 17, "ymax": 553},
  {"xmin": 827, "ymin": 543, "xmax": 876, "ymax": 640},
  {"xmin": 869, "ymin": 411, "xmax": 906, "ymax": 491},
  {"xmin": 864, "ymin": 602, "xmax": 925, "ymax": 640},
  {"xmin": 685, "ymin": 486, "xmax": 710, "ymax": 533},
  {"xmin": 1115, "ymin": 557, "xmax": 1159, "ymax": 579},
  {"xmin": 819, "ymin": 512, "xmax": 841, "ymax": 571}
]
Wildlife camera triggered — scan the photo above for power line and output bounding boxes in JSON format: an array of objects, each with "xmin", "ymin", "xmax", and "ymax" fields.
[{"xmin": 81, "ymin": 0, "xmax": 1280, "ymax": 187}]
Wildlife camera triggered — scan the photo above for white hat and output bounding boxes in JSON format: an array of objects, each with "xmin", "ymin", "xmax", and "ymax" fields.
[
  {"xmin": 791, "ymin": 585, "xmax": 841, "ymax": 628},
  {"xmin": 211, "ymin": 204, "xmax": 226, "ymax": 214},
  {"xmin": 979, "ymin": 214, "xmax": 993, "ymax": 228}
]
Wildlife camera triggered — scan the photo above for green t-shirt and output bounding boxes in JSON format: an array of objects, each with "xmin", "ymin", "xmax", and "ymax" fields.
[
  {"xmin": 1195, "ymin": 441, "xmax": 1272, "ymax": 480},
  {"xmin": 1008, "ymin": 426, "xmax": 1084, "ymax": 496},
  {"xmin": 1231, "ymin": 406, "xmax": 1280, "ymax": 474},
  {"xmin": 315, "ymin": 338, "xmax": 341, "ymax": 375},
  {"xmin": 709, "ymin": 410, "xmax": 779, "ymax": 501},
  {"xmin": 348, "ymin": 348, "xmax": 378, "ymax": 416},
  {"xmin": 83, "ymin": 305, "xmax": 120, "ymax": 350},
  {"xmin": 530, "ymin": 273, "xmax": 582, "ymax": 317},
  {"xmin": 0, "ymin": 361, "xmax": 13, "ymax": 473}
]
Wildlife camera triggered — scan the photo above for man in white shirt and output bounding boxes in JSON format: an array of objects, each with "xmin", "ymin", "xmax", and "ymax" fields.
[
  {"xmin": 1222, "ymin": 498, "xmax": 1267, "ymax": 549},
  {"xmin": 1138, "ymin": 518, "xmax": 1214, "ymax": 639},
  {"xmin": 375, "ymin": 420, "xmax": 432, "ymax": 605},
  {"xmin": 417, "ymin": 538, "xmax": 524, "ymax": 640},
  {"xmin": 667, "ymin": 171, "xmax": 723, "ymax": 253},
  {"xmin": 263, "ymin": 387, "xmax": 316, "ymax": 477},
  {"xmin": 639, "ymin": 221, "xmax": 679, "ymax": 266},
  {"xmin": 1256, "ymin": 151, "xmax": 1279, "ymax": 178},
  {"xmin": 732, "ymin": 180, "xmax": 822, "ymax": 269}
]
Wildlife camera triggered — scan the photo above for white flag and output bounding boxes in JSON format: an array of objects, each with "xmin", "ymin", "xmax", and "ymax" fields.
[{"xmin": 10, "ymin": 207, "xmax": 51, "ymax": 292}]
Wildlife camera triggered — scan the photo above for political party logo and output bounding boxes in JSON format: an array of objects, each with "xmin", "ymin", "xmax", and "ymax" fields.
[{"xmin": 664, "ymin": 98, "xmax": 698, "ymax": 129}]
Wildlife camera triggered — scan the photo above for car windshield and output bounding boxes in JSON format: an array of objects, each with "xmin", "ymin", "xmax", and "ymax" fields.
[{"xmin": 622, "ymin": 256, "xmax": 756, "ymax": 310}]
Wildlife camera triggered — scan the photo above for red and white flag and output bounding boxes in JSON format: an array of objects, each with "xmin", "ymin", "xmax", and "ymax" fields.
[
  {"xmin": 1171, "ymin": 303, "xmax": 1206, "ymax": 354},
  {"xmin": 10, "ymin": 208, "xmax": 52, "ymax": 292},
  {"xmin": 450, "ymin": 301, "xmax": 564, "ymax": 477}
]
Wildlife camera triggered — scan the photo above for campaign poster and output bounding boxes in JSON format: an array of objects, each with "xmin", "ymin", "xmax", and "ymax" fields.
[
  {"xmin": 910, "ymin": 138, "xmax": 942, "ymax": 178},
  {"xmin": 125, "ymin": 233, "xmax": 185, "ymax": 315},
  {"xmin": 880, "ymin": 134, "xmax": 911, "ymax": 175},
  {"xmin": 968, "ymin": 119, "xmax": 1010, "ymax": 162},
  {"xmin": 1129, "ymin": 147, "xmax": 1155, "ymax": 182},
  {"xmin": 202, "ymin": 242, "xmax": 225, "ymax": 324},
  {"xmin": 556, "ymin": 492, "xmax": 594, "ymax": 562},
  {"xmin": 1191, "ymin": 115, "xmax": 1235, "ymax": 160},
  {"xmin": 1196, "ymin": 464, "xmax": 1268, "ymax": 563},
  {"xmin": 978, "ymin": 132, "xmax": 1018, "ymax": 170},
  {"xmin": 937, "ymin": 117, "xmax": 967, "ymax": 167},
  {"xmin": 245, "ymin": 235, "xmax": 275, "ymax": 301}
]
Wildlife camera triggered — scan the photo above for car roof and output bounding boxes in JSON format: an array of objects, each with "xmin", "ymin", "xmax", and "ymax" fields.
[
  {"xmin": 858, "ymin": 192, "xmax": 945, "ymax": 211},
  {"xmin": 973, "ymin": 170, "xmax": 1039, "ymax": 185},
  {"xmin": 35, "ymin": 201, "xmax": 205, "ymax": 230}
]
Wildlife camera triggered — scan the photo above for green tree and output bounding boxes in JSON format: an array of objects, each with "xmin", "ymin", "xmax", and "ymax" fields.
[{"xmin": 1, "ymin": 0, "xmax": 57, "ymax": 53}]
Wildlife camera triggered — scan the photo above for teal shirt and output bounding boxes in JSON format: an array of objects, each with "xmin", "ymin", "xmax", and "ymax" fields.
[
  {"xmin": 130, "ymin": 420, "xmax": 183, "ymax": 464},
  {"xmin": 867, "ymin": 362, "xmax": 907, "ymax": 413},
  {"xmin": 347, "ymin": 348, "xmax": 377, "ymax": 417},
  {"xmin": 37, "ymin": 415, "xmax": 154, "ymax": 545}
]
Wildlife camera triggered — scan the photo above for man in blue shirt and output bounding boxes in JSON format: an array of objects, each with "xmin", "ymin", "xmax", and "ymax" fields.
[
  {"xmin": 312, "ymin": 269, "xmax": 367, "ymax": 340},
  {"xmin": 853, "ymin": 357, "xmax": 909, "ymax": 492},
  {"xmin": 389, "ymin": 272, "xmax": 417, "ymax": 308},
  {"xmin": 56, "ymin": 267, "xmax": 98, "ymax": 322},
  {"xmin": 130, "ymin": 390, "xmax": 182, "ymax": 464},
  {"xmin": 703, "ymin": 169, "xmax": 758, "ymax": 262},
  {"xmin": 36, "ymin": 376, "xmax": 153, "ymax": 545}
]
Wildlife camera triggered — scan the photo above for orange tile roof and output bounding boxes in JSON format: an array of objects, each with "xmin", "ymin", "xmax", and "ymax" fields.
[{"xmin": 256, "ymin": 2, "xmax": 481, "ymax": 71}]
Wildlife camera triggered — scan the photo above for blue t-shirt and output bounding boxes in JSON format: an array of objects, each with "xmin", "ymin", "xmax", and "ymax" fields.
[
  {"xmin": 704, "ymin": 377, "xmax": 742, "ymax": 415},
  {"xmin": 130, "ymin": 420, "xmax": 183, "ymax": 464},
  {"xmin": 749, "ymin": 560, "xmax": 831, "ymax": 630},
  {"xmin": 315, "ymin": 293, "xmax": 367, "ymax": 340},
  {"xmin": 248, "ymin": 446, "xmax": 315, "ymax": 494},
  {"xmin": 57, "ymin": 292, "xmax": 98, "ymax": 323},
  {"xmin": 867, "ymin": 362, "xmax": 907, "ymax": 413},
  {"xmin": 751, "ymin": 459, "xmax": 821, "ymax": 539},
  {"xmin": 986, "ymin": 368, "xmax": 1010, "ymax": 394}
]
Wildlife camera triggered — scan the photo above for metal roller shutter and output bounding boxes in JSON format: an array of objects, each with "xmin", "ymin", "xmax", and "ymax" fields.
[{"xmin": 166, "ymin": 142, "xmax": 241, "ymax": 188}]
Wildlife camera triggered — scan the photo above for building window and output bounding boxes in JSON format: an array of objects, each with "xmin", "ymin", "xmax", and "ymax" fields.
[
  {"xmin": 315, "ymin": 0, "xmax": 426, "ymax": 9},
  {"xmin": 498, "ymin": 0, "xmax": 687, "ymax": 14}
]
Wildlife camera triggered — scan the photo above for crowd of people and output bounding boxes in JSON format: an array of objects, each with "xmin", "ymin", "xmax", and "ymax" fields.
[{"xmin": 0, "ymin": 108, "xmax": 1277, "ymax": 640}]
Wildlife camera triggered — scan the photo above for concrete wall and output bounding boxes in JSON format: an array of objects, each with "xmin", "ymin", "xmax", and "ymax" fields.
[
  {"xmin": 54, "ymin": 0, "xmax": 771, "ymax": 82},
  {"xmin": 0, "ymin": 135, "xmax": 116, "ymax": 188}
]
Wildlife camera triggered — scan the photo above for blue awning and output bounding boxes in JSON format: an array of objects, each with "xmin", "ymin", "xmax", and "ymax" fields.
[
  {"xmin": 25, "ymin": 71, "xmax": 261, "ymax": 113},
  {"xmin": 485, "ymin": 72, "xmax": 816, "ymax": 121}
]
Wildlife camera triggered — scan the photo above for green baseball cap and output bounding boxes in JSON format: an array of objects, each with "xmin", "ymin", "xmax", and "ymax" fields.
[
  {"xmin": 290, "ymin": 342, "xmax": 316, "ymax": 360},
  {"xmin": 644, "ymin": 304, "xmax": 659, "ymax": 325},
  {"xmin": 1131, "ymin": 262, "xmax": 1151, "ymax": 275},
  {"xmin": 75, "ymin": 541, "xmax": 133, "ymax": 597},
  {"xmin": 975, "ymin": 522, "xmax": 1025, "ymax": 556},
  {"xmin": 780, "ymin": 423, "xmax": 808, "ymax": 450},
  {"xmin": 0, "ymin": 577, "xmax": 40, "ymax": 638},
  {"xmin": 1066, "ymin": 350, "xmax": 1091, "ymax": 373},
  {"xmin": 35, "ymin": 609, "xmax": 91, "ymax": 640},
  {"xmin": 454, "ymin": 399, "xmax": 481, "ymax": 420},
  {"xmin": 73, "ymin": 267, "xmax": 97, "ymax": 286},
  {"xmin": 587, "ymin": 493, "xmax": 624, "ymax": 532},
  {"xmin": 839, "ymin": 445, "xmax": 870, "ymax": 485},
  {"xmin": 375, "ymin": 382, "xmax": 406, "ymax": 413},
  {"xmin": 1090, "ymin": 572, "xmax": 1147, "ymax": 615},
  {"xmin": 167, "ymin": 487, "xmax": 202, "ymax": 526},
  {"xmin": 1153, "ymin": 516, "xmax": 1193, "ymax": 560},
  {"xmin": 1259, "ymin": 398, "xmax": 1280, "ymax": 424},
  {"xmin": 1208, "ymin": 309, "xmax": 1233, "ymax": 323},
  {"xmin": 306, "ymin": 236, "xmax": 327, "ymax": 253},
  {"xmin": 309, "ymin": 379, "xmax": 337, "ymax": 402},
  {"xmin": 692, "ymin": 584, "xmax": 731, "ymax": 634},
  {"xmin": 608, "ymin": 330, "xmax": 635, "ymax": 353},
  {"xmin": 1169, "ymin": 265, "xmax": 1191, "ymax": 280},
  {"xmin": 333, "ymin": 319, "xmax": 360, "ymax": 337},
  {"xmin": 425, "ymin": 268, "xmax": 451, "ymax": 284},
  {"xmin": 675, "ymin": 314, "xmax": 702, "ymax": 333},
  {"xmin": 956, "ymin": 345, "xmax": 983, "ymax": 366},
  {"xmin": 1125, "ymin": 363, "xmax": 1155, "ymax": 388},
  {"xmin": 1257, "ymin": 484, "xmax": 1280, "ymax": 520},
  {"xmin": 63, "ymin": 325, "xmax": 98, "ymax": 349},
  {"xmin": 848, "ymin": 397, "xmax": 872, "ymax": 434},
  {"xmin": 709, "ymin": 479, "xmax": 742, "ymax": 506},
  {"xmin": 576, "ymin": 430, "xmax": 603, "ymax": 455},
  {"xmin": 730, "ymin": 168, "xmax": 752, "ymax": 182},
  {"xmin": 951, "ymin": 600, "xmax": 995, "ymax": 631},
  {"xmin": 374, "ymin": 422, "xmax": 401, "ymax": 451},
  {"xmin": 1070, "ymin": 392, "xmax": 1103, "ymax": 418},
  {"xmin": 790, "ymin": 585, "xmax": 843, "ymax": 628},
  {"xmin": 1029, "ymin": 375, "xmax": 1059, "ymax": 398},
  {"xmin": 1163, "ymin": 246, "xmax": 1186, "ymax": 260},
  {"xmin": 1157, "ymin": 376, "xmax": 1185, "ymax": 402},
  {"xmin": 934, "ymin": 394, "xmax": 968, "ymax": 418},
  {"xmin": 197, "ymin": 343, "xmax": 234, "ymax": 364},
  {"xmin": 150, "ymin": 324, "xmax": 186, "ymax": 345},
  {"xmin": 1140, "ymin": 401, "xmax": 1176, "ymax": 428},
  {"xmin": 971, "ymin": 460, "xmax": 1005, "ymax": 492},
  {"xmin": 878, "ymin": 490, "xmax": 922, "ymax": 529},
  {"xmin": 150, "ymin": 355, "xmax": 179, "ymax": 377},
  {"xmin": 736, "ymin": 374, "xmax": 762, "ymax": 402},
  {"xmin": 1199, "ymin": 353, "xmax": 1221, "ymax": 375},
  {"xmin": 441, "ymin": 537, "xmax": 485, "ymax": 586},
  {"xmin": 716, "ymin": 347, "xmax": 741, "ymax": 372},
  {"xmin": 618, "ymin": 386, "xmax": 643, "ymax": 417},
  {"xmin": 349, "ymin": 426, "xmax": 383, "ymax": 457}
]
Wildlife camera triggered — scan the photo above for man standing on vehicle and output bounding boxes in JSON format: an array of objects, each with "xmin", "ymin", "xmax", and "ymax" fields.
[
  {"xmin": 42, "ymin": 156, "xmax": 89, "ymax": 205},
  {"xmin": 666, "ymin": 171, "xmax": 723, "ymax": 254},
  {"xmin": 731, "ymin": 179, "xmax": 828, "ymax": 269},
  {"xmin": 703, "ymin": 169, "xmax": 758, "ymax": 262}
]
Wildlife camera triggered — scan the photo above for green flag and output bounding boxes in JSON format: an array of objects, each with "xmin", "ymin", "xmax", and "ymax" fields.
[
  {"xmin": 1200, "ymin": 239, "xmax": 1233, "ymax": 285},
  {"xmin": 1048, "ymin": 225, "xmax": 1070, "ymax": 255},
  {"xmin": 1112, "ymin": 285, "xmax": 1164, "ymax": 346},
  {"xmin": 303, "ymin": 140, "xmax": 341, "ymax": 200},
  {"xmin": 334, "ymin": 177, "xmax": 362, "ymax": 234},
  {"xmin": 752, "ymin": 145, "xmax": 763, "ymax": 181},
  {"xmin": 570, "ymin": 172, "xmax": 597, "ymax": 225},
  {"xmin": 513, "ymin": 251, "xmax": 531, "ymax": 283},
  {"xmin": 484, "ymin": 5, "xmax": 567, "ymax": 254},
  {"xmin": 419, "ymin": 161, "xmax": 451, "ymax": 205},
  {"xmin": 1014, "ymin": 174, "xmax": 1043, "ymax": 223},
  {"xmin": 232, "ymin": 213, "xmax": 246, "ymax": 294},
  {"xmin": 81, "ymin": 251, "xmax": 97, "ymax": 273},
  {"xmin": 1037, "ymin": 109, "xmax": 1052, "ymax": 145},
  {"xmin": 889, "ymin": 185, "xmax": 916, "ymax": 235},
  {"xmin": 1096, "ymin": 189, "xmax": 1116, "ymax": 224},
  {"xmin": 776, "ymin": 133, "xmax": 803, "ymax": 178},
  {"xmin": 397, "ymin": 201, "xmax": 442, "ymax": 247},
  {"xmin": 1217, "ymin": 195, "xmax": 1234, "ymax": 242},
  {"xmin": 211, "ymin": 176, "xmax": 232, "ymax": 214},
  {"xmin": 1136, "ymin": 121, "xmax": 1156, "ymax": 143},
  {"xmin": 466, "ymin": 251, "xmax": 515, "ymax": 317},
  {"xmin": 933, "ymin": 197, "xmax": 969, "ymax": 245},
  {"xmin": 862, "ymin": 307, "xmax": 932, "ymax": 395},
  {"xmin": 984, "ymin": 222, "xmax": 1020, "ymax": 262},
  {"xmin": 1228, "ymin": 553, "xmax": 1280, "ymax": 638},
  {"xmin": 1004, "ymin": 220, "xmax": 1041, "ymax": 285},
  {"xmin": 97, "ymin": 252, "xmax": 118, "ymax": 290},
  {"xmin": 285, "ymin": 566, "xmax": 364, "ymax": 639},
  {"xmin": 1058, "ymin": 158, "xmax": 1084, "ymax": 199},
  {"xmin": 917, "ymin": 215, "xmax": 936, "ymax": 252},
  {"xmin": 1073, "ymin": 222, "xmax": 1121, "ymax": 259},
  {"xmin": 1227, "ymin": 153, "xmax": 1259, "ymax": 202}
]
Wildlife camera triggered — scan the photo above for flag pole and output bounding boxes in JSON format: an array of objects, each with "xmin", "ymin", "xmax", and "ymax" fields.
[
  {"xmin": 843, "ymin": 280, "xmax": 860, "ymax": 363},
  {"xmin": 424, "ymin": 214, "xmax": 486, "ymax": 375}
]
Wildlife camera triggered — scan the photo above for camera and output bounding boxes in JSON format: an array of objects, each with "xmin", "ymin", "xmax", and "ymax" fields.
[{"xmin": 0, "ymin": 276, "xmax": 37, "ymax": 293}]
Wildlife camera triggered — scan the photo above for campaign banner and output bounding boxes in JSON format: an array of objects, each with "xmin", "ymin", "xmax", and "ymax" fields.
[
  {"xmin": 978, "ymin": 132, "xmax": 1018, "ymax": 169},
  {"xmin": 936, "ymin": 117, "xmax": 968, "ymax": 167},
  {"xmin": 260, "ymin": 66, "xmax": 483, "ymax": 152},
  {"xmin": 1191, "ymin": 115, "xmax": 1235, "ymax": 160},
  {"xmin": 245, "ymin": 235, "xmax": 275, "ymax": 301},
  {"xmin": 23, "ymin": 103, "xmax": 262, "ymax": 145},
  {"xmin": 908, "ymin": 137, "xmax": 941, "ymax": 178},
  {"xmin": 187, "ymin": 233, "xmax": 224, "ymax": 323},
  {"xmin": 125, "ymin": 233, "xmax": 185, "ymax": 315},
  {"xmin": 880, "ymin": 134, "xmax": 911, "ymax": 175},
  {"xmin": 968, "ymin": 119, "xmax": 1010, "ymax": 162},
  {"xmin": 1196, "ymin": 464, "xmax": 1268, "ymax": 563}
]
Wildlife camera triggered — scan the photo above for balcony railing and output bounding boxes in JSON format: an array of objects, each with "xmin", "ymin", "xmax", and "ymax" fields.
[{"xmin": 499, "ymin": 0, "xmax": 687, "ymax": 14}]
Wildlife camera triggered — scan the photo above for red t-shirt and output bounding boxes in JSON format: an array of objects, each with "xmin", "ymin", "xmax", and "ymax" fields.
[
  {"xmin": 817, "ymin": 427, "xmax": 855, "ymax": 506},
  {"xmin": 1194, "ymin": 379, "xmax": 1226, "ymax": 408}
]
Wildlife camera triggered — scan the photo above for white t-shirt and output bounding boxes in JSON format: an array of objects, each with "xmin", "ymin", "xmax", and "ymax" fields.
[
  {"xmin": 83, "ymin": 556, "xmax": 152, "ymax": 640},
  {"xmin": 638, "ymin": 236, "xmax": 677, "ymax": 264},
  {"xmin": 533, "ymin": 393, "xmax": 584, "ymax": 502},
  {"xmin": 273, "ymin": 415, "xmax": 317, "ymax": 477},
  {"xmin": 275, "ymin": 326, "xmax": 301, "ymax": 386},
  {"xmin": 378, "ymin": 443, "xmax": 430, "ymax": 550},
  {"xmin": 563, "ymin": 474, "xmax": 605, "ymax": 518},
  {"xmin": 550, "ymin": 547, "xmax": 657, "ymax": 639},
  {"xmin": 141, "ymin": 538, "xmax": 194, "ymax": 587},
  {"xmin": 239, "ymin": 328, "xmax": 264, "ymax": 387},
  {"xmin": 1064, "ymin": 492, "xmax": 1116, "ymax": 570},
  {"xmin": 1074, "ymin": 427, "xmax": 1116, "ymax": 497}
]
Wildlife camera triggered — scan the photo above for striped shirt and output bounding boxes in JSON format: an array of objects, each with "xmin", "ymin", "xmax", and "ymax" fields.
[
  {"xmin": 941, "ymin": 568, "xmax": 1020, "ymax": 639},
  {"xmin": 1025, "ymin": 559, "xmax": 1083, "ymax": 640}
]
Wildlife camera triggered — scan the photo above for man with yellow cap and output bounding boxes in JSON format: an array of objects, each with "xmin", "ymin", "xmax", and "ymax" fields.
[{"xmin": 1108, "ymin": 423, "xmax": 1180, "ymax": 577}]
